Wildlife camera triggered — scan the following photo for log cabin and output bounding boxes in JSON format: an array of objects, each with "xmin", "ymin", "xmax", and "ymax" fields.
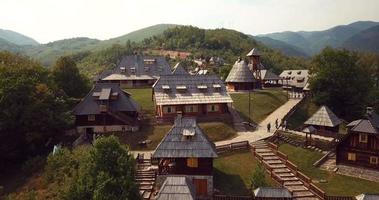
[
  {"xmin": 304, "ymin": 106, "xmax": 342, "ymax": 138},
  {"xmin": 95, "ymin": 55, "xmax": 171, "ymax": 88},
  {"xmin": 153, "ymin": 74, "xmax": 233, "ymax": 120},
  {"xmin": 152, "ymin": 116, "xmax": 218, "ymax": 198},
  {"xmin": 336, "ymin": 108, "xmax": 379, "ymax": 170},
  {"xmin": 279, "ymin": 70, "xmax": 309, "ymax": 93},
  {"xmin": 73, "ymin": 83, "xmax": 140, "ymax": 134},
  {"xmin": 225, "ymin": 58, "xmax": 256, "ymax": 91}
]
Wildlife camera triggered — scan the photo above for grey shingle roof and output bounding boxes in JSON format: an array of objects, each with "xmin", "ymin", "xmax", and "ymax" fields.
[
  {"xmin": 152, "ymin": 117, "xmax": 218, "ymax": 158},
  {"xmin": 255, "ymin": 69, "xmax": 281, "ymax": 81},
  {"xmin": 153, "ymin": 74, "xmax": 233, "ymax": 106},
  {"xmin": 157, "ymin": 176, "xmax": 195, "ymax": 200},
  {"xmin": 304, "ymin": 106, "xmax": 342, "ymax": 127},
  {"xmin": 253, "ymin": 187, "xmax": 292, "ymax": 198},
  {"xmin": 347, "ymin": 119, "xmax": 379, "ymax": 134},
  {"xmin": 356, "ymin": 194, "xmax": 379, "ymax": 200},
  {"xmin": 225, "ymin": 60, "xmax": 256, "ymax": 83},
  {"xmin": 303, "ymin": 126, "xmax": 317, "ymax": 133},
  {"xmin": 73, "ymin": 83, "xmax": 140, "ymax": 115},
  {"xmin": 172, "ymin": 62, "xmax": 189, "ymax": 75},
  {"xmin": 246, "ymin": 48, "xmax": 261, "ymax": 56},
  {"xmin": 97, "ymin": 55, "xmax": 171, "ymax": 81}
]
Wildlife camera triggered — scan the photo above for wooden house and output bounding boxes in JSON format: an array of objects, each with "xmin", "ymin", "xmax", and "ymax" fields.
[
  {"xmin": 152, "ymin": 116, "xmax": 218, "ymax": 198},
  {"xmin": 153, "ymin": 74, "xmax": 233, "ymax": 120},
  {"xmin": 253, "ymin": 187, "xmax": 292, "ymax": 200},
  {"xmin": 225, "ymin": 59, "xmax": 256, "ymax": 91},
  {"xmin": 304, "ymin": 106, "xmax": 342, "ymax": 137},
  {"xmin": 96, "ymin": 55, "xmax": 171, "ymax": 88},
  {"xmin": 336, "ymin": 109, "xmax": 379, "ymax": 170},
  {"xmin": 73, "ymin": 83, "xmax": 140, "ymax": 134},
  {"xmin": 254, "ymin": 70, "xmax": 281, "ymax": 87},
  {"xmin": 156, "ymin": 176, "xmax": 196, "ymax": 200},
  {"xmin": 279, "ymin": 70, "xmax": 309, "ymax": 92}
]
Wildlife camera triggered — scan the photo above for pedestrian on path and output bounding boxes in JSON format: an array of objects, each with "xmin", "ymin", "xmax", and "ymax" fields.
[
  {"xmin": 275, "ymin": 119, "xmax": 278, "ymax": 129},
  {"xmin": 283, "ymin": 120, "xmax": 287, "ymax": 131},
  {"xmin": 267, "ymin": 123, "xmax": 271, "ymax": 132}
]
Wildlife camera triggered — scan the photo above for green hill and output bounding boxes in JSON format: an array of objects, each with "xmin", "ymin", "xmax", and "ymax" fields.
[
  {"xmin": 342, "ymin": 25, "xmax": 379, "ymax": 53},
  {"xmin": 259, "ymin": 21, "xmax": 379, "ymax": 55},
  {"xmin": 0, "ymin": 29, "xmax": 39, "ymax": 46},
  {"xmin": 0, "ymin": 38, "xmax": 22, "ymax": 52},
  {"xmin": 254, "ymin": 36, "xmax": 309, "ymax": 57}
]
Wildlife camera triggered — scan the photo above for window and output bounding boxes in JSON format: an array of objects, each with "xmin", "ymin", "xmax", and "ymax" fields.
[
  {"xmin": 187, "ymin": 158, "xmax": 198, "ymax": 168},
  {"xmin": 88, "ymin": 115, "xmax": 95, "ymax": 121},
  {"xmin": 370, "ymin": 156, "xmax": 378, "ymax": 165},
  {"xmin": 163, "ymin": 106, "xmax": 175, "ymax": 114},
  {"xmin": 185, "ymin": 105, "xmax": 198, "ymax": 113},
  {"xmin": 207, "ymin": 104, "xmax": 219, "ymax": 112},
  {"xmin": 359, "ymin": 133, "xmax": 368, "ymax": 143},
  {"xmin": 348, "ymin": 153, "xmax": 356, "ymax": 161}
]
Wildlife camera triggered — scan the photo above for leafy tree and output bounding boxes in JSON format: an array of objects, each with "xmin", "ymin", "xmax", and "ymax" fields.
[
  {"xmin": 310, "ymin": 48, "xmax": 373, "ymax": 120},
  {"xmin": 52, "ymin": 56, "xmax": 90, "ymax": 98},
  {"xmin": 63, "ymin": 136, "xmax": 140, "ymax": 200},
  {"xmin": 0, "ymin": 51, "xmax": 72, "ymax": 168},
  {"xmin": 250, "ymin": 163, "xmax": 268, "ymax": 190}
]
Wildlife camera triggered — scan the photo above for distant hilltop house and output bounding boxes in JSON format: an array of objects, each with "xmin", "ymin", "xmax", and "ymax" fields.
[
  {"xmin": 336, "ymin": 107, "xmax": 379, "ymax": 170},
  {"xmin": 73, "ymin": 83, "xmax": 140, "ymax": 134},
  {"xmin": 146, "ymin": 49, "xmax": 191, "ymax": 60},
  {"xmin": 279, "ymin": 70, "xmax": 310, "ymax": 92},
  {"xmin": 95, "ymin": 55, "xmax": 171, "ymax": 88},
  {"xmin": 225, "ymin": 58, "xmax": 257, "ymax": 91},
  {"xmin": 153, "ymin": 72, "xmax": 233, "ymax": 120},
  {"xmin": 152, "ymin": 116, "xmax": 218, "ymax": 198}
]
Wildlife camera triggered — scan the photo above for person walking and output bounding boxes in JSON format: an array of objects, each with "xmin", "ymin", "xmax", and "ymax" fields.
[
  {"xmin": 275, "ymin": 119, "xmax": 279, "ymax": 129},
  {"xmin": 283, "ymin": 120, "xmax": 287, "ymax": 131},
  {"xmin": 267, "ymin": 123, "xmax": 271, "ymax": 132}
]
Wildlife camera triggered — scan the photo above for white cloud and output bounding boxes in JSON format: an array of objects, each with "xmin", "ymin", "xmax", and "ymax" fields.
[{"xmin": 0, "ymin": 0, "xmax": 379, "ymax": 43}]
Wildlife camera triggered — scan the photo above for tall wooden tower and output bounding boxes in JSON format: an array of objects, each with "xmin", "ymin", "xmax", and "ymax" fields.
[{"xmin": 246, "ymin": 48, "xmax": 262, "ymax": 88}]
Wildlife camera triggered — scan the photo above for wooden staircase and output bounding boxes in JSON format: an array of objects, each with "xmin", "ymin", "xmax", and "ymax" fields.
[
  {"xmin": 135, "ymin": 158, "xmax": 156, "ymax": 200},
  {"xmin": 251, "ymin": 140, "xmax": 321, "ymax": 200}
]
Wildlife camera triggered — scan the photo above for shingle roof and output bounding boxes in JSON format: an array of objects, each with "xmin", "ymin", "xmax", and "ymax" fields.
[
  {"xmin": 253, "ymin": 187, "xmax": 292, "ymax": 198},
  {"xmin": 172, "ymin": 62, "xmax": 189, "ymax": 75},
  {"xmin": 225, "ymin": 60, "xmax": 256, "ymax": 83},
  {"xmin": 246, "ymin": 48, "xmax": 261, "ymax": 57},
  {"xmin": 304, "ymin": 106, "xmax": 342, "ymax": 127},
  {"xmin": 255, "ymin": 69, "xmax": 281, "ymax": 81},
  {"xmin": 73, "ymin": 83, "xmax": 140, "ymax": 115},
  {"xmin": 156, "ymin": 176, "xmax": 196, "ymax": 200},
  {"xmin": 279, "ymin": 70, "xmax": 309, "ymax": 89},
  {"xmin": 303, "ymin": 126, "xmax": 317, "ymax": 133},
  {"xmin": 152, "ymin": 117, "xmax": 218, "ymax": 158},
  {"xmin": 347, "ymin": 119, "xmax": 379, "ymax": 134},
  {"xmin": 356, "ymin": 194, "xmax": 379, "ymax": 200},
  {"xmin": 96, "ymin": 55, "xmax": 171, "ymax": 81},
  {"xmin": 153, "ymin": 74, "xmax": 233, "ymax": 106}
]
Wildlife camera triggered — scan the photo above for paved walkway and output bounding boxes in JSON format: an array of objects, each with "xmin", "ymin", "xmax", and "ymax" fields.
[
  {"xmin": 286, "ymin": 130, "xmax": 335, "ymax": 141},
  {"xmin": 216, "ymin": 98, "xmax": 303, "ymax": 146}
]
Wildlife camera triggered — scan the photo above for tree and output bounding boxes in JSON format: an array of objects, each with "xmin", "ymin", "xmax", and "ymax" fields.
[
  {"xmin": 64, "ymin": 136, "xmax": 140, "ymax": 200},
  {"xmin": 52, "ymin": 56, "xmax": 90, "ymax": 98},
  {"xmin": 0, "ymin": 51, "xmax": 72, "ymax": 168},
  {"xmin": 310, "ymin": 48, "xmax": 373, "ymax": 120},
  {"xmin": 250, "ymin": 163, "xmax": 268, "ymax": 190}
]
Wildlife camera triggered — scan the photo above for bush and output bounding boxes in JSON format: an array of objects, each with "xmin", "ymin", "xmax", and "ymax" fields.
[
  {"xmin": 250, "ymin": 163, "xmax": 268, "ymax": 190},
  {"xmin": 21, "ymin": 156, "xmax": 46, "ymax": 176}
]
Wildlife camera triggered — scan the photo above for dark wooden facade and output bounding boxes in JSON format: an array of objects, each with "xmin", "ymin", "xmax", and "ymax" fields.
[
  {"xmin": 101, "ymin": 79, "xmax": 156, "ymax": 88},
  {"xmin": 312, "ymin": 125, "xmax": 339, "ymax": 137},
  {"xmin": 157, "ymin": 158, "xmax": 213, "ymax": 176},
  {"xmin": 75, "ymin": 111, "xmax": 138, "ymax": 127},
  {"xmin": 156, "ymin": 103, "xmax": 229, "ymax": 118},
  {"xmin": 336, "ymin": 131, "xmax": 379, "ymax": 170},
  {"xmin": 227, "ymin": 82, "xmax": 254, "ymax": 91}
]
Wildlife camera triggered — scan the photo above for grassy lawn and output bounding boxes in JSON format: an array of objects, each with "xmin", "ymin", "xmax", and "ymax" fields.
[
  {"xmin": 287, "ymin": 98, "xmax": 318, "ymax": 130},
  {"xmin": 231, "ymin": 88, "xmax": 287, "ymax": 123},
  {"xmin": 214, "ymin": 150, "xmax": 275, "ymax": 195},
  {"xmin": 279, "ymin": 143, "xmax": 379, "ymax": 196},
  {"xmin": 125, "ymin": 88, "xmax": 155, "ymax": 117}
]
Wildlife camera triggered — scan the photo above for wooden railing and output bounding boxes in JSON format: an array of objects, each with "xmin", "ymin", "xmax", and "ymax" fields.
[
  {"xmin": 216, "ymin": 141, "xmax": 250, "ymax": 154},
  {"xmin": 213, "ymin": 195, "xmax": 253, "ymax": 200},
  {"xmin": 325, "ymin": 196, "xmax": 355, "ymax": 200}
]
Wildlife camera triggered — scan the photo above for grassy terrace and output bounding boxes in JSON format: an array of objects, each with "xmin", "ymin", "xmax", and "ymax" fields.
[
  {"xmin": 286, "ymin": 98, "xmax": 318, "ymax": 130},
  {"xmin": 279, "ymin": 143, "xmax": 379, "ymax": 196},
  {"xmin": 230, "ymin": 88, "xmax": 287, "ymax": 123},
  {"xmin": 214, "ymin": 150, "xmax": 275, "ymax": 195}
]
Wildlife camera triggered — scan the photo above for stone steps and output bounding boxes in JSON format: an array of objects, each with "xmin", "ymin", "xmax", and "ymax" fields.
[
  {"xmin": 268, "ymin": 164, "xmax": 287, "ymax": 169},
  {"xmin": 273, "ymin": 168, "xmax": 291, "ymax": 173},
  {"xmin": 276, "ymin": 172, "xmax": 295, "ymax": 177},
  {"xmin": 266, "ymin": 160, "xmax": 283, "ymax": 164},
  {"xmin": 294, "ymin": 197, "xmax": 320, "ymax": 200},
  {"xmin": 292, "ymin": 191, "xmax": 315, "ymax": 198},
  {"xmin": 284, "ymin": 180, "xmax": 304, "ymax": 186},
  {"xmin": 262, "ymin": 156, "xmax": 280, "ymax": 160},
  {"xmin": 285, "ymin": 185, "xmax": 308, "ymax": 192}
]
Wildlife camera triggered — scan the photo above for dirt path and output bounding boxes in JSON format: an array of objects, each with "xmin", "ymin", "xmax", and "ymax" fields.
[{"xmin": 215, "ymin": 98, "xmax": 303, "ymax": 146}]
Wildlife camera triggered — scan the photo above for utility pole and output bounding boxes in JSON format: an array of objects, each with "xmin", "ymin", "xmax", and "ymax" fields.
[{"xmin": 248, "ymin": 89, "xmax": 251, "ymax": 124}]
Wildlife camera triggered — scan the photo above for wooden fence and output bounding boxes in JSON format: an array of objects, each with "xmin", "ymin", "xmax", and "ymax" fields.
[
  {"xmin": 216, "ymin": 141, "xmax": 250, "ymax": 154},
  {"xmin": 325, "ymin": 196, "xmax": 355, "ymax": 200}
]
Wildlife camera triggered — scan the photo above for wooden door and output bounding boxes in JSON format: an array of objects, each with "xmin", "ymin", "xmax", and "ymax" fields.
[{"xmin": 193, "ymin": 179, "xmax": 207, "ymax": 196}]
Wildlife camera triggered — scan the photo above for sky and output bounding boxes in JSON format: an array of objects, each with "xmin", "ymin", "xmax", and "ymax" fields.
[{"xmin": 1, "ymin": 0, "xmax": 379, "ymax": 43}]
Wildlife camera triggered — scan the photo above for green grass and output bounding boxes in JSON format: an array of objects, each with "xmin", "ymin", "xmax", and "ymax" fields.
[
  {"xmin": 125, "ymin": 88, "xmax": 155, "ymax": 117},
  {"xmin": 287, "ymin": 98, "xmax": 318, "ymax": 130},
  {"xmin": 214, "ymin": 150, "xmax": 275, "ymax": 195},
  {"xmin": 230, "ymin": 88, "xmax": 287, "ymax": 123},
  {"xmin": 199, "ymin": 122, "xmax": 236, "ymax": 142},
  {"xmin": 279, "ymin": 143, "xmax": 379, "ymax": 196}
]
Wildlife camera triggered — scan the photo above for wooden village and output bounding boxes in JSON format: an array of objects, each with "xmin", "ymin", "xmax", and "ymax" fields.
[{"xmin": 66, "ymin": 47, "xmax": 379, "ymax": 200}]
